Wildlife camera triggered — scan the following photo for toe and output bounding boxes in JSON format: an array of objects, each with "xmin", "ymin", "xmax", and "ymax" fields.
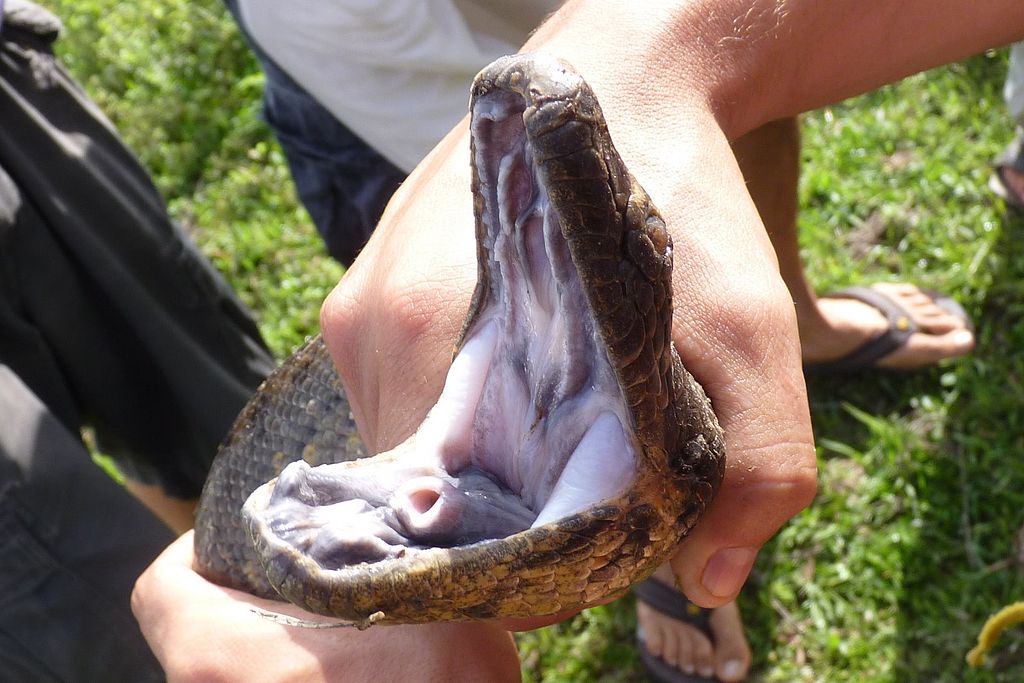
[
  {"xmin": 659, "ymin": 620, "xmax": 681, "ymax": 668},
  {"xmin": 709, "ymin": 602, "xmax": 752, "ymax": 682},
  {"xmin": 640, "ymin": 610, "xmax": 666, "ymax": 660},
  {"xmin": 914, "ymin": 306, "xmax": 961, "ymax": 327},
  {"xmin": 870, "ymin": 283, "xmax": 970, "ymax": 335},
  {"xmin": 876, "ymin": 327, "xmax": 974, "ymax": 368},
  {"xmin": 686, "ymin": 630, "xmax": 715, "ymax": 679},
  {"xmin": 672, "ymin": 628, "xmax": 696, "ymax": 675}
]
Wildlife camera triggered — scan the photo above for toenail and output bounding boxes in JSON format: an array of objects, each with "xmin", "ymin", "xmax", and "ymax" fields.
[
  {"xmin": 721, "ymin": 659, "xmax": 746, "ymax": 680},
  {"xmin": 701, "ymin": 546, "xmax": 757, "ymax": 598}
]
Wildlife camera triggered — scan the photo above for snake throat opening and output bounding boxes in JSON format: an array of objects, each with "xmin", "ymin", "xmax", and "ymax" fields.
[{"xmin": 243, "ymin": 88, "xmax": 638, "ymax": 571}]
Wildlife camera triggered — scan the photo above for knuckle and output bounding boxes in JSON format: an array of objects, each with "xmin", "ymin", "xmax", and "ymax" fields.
[
  {"xmin": 714, "ymin": 279, "xmax": 799, "ymax": 371},
  {"xmin": 673, "ymin": 269, "xmax": 800, "ymax": 386},
  {"xmin": 320, "ymin": 277, "xmax": 364, "ymax": 372}
]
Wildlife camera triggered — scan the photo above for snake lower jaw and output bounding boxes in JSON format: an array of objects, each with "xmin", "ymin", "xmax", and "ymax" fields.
[{"xmin": 242, "ymin": 317, "xmax": 639, "ymax": 573}]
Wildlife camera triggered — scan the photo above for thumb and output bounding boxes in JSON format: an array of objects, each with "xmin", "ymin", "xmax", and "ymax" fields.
[{"xmin": 670, "ymin": 285, "xmax": 818, "ymax": 607}]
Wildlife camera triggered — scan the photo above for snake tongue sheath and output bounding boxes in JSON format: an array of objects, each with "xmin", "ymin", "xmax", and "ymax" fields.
[{"xmin": 196, "ymin": 53, "xmax": 725, "ymax": 625}]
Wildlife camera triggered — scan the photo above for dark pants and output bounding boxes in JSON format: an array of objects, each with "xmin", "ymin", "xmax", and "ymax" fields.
[
  {"xmin": 224, "ymin": 0, "xmax": 407, "ymax": 266},
  {"xmin": 0, "ymin": 16, "xmax": 274, "ymax": 498},
  {"xmin": 0, "ymin": 6, "xmax": 275, "ymax": 680},
  {"xmin": 0, "ymin": 367, "xmax": 173, "ymax": 682}
]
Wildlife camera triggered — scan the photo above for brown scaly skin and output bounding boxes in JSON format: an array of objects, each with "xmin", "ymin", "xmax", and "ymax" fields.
[
  {"xmin": 193, "ymin": 335, "xmax": 365, "ymax": 598},
  {"xmin": 194, "ymin": 53, "xmax": 725, "ymax": 625}
]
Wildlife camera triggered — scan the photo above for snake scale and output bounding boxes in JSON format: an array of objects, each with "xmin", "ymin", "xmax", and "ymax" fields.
[{"xmin": 194, "ymin": 53, "xmax": 725, "ymax": 626}]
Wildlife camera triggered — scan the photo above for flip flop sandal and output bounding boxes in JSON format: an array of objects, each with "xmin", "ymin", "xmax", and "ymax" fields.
[
  {"xmin": 989, "ymin": 131, "xmax": 1024, "ymax": 212},
  {"xmin": 803, "ymin": 285, "xmax": 971, "ymax": 375},
  {"xmin": 634, "ymin": 577, "xmax": 716, "ymax": 682}
]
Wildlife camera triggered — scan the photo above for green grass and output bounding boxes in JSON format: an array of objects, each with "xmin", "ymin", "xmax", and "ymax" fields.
[{"xmin": 48, "ymin": 2, "xmax": 1024, "ymax": 680}]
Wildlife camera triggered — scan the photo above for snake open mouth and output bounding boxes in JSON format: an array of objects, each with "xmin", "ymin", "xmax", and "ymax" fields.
[
  {"xmin": 196, "ymin": 54, "xmax": 724, "ymax": 624},
  {"xmin": 242, "ymin": 82, "xmax": 638, "ymax": 571}
]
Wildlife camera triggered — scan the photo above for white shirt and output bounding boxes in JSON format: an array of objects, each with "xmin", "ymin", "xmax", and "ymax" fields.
[{"xmin": 238, "ymin": 0, "xmax": 561, "ymax": 172}]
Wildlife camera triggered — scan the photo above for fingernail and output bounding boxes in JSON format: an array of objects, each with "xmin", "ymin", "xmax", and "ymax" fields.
[
  {"xmin": 701, "ymin": 546, "xmax": 756, "ymax": 598},
  {"xmin": 700, "ymin": 666, "xmax": 714, "ymax": 678},
  {"xmin": 954, "ymin": 330, "xmax": 974, "ymax": 346},
  {"xmin": 721, "ymin": 659, "xmax": 745, "ymax": 680}
]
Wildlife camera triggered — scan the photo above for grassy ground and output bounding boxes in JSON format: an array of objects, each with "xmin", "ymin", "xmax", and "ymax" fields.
[{"xmin": 50, "ymin": 1, "xmax": 1024, "ymax": 680}]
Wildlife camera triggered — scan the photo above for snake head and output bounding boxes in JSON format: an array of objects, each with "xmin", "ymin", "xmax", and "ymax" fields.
[{"xmin": 236, "ymin": 53, "xmax": 724, "ymax": 625}]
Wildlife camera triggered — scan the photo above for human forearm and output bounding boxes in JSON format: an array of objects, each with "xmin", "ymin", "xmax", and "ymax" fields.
[{"xmin": 527, "ymin": 0, "xmax": 1024, "ymax": 138}]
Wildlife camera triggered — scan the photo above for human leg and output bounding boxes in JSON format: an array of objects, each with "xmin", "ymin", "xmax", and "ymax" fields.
[
  {"xmin": 259, "ymin": 64, "xmax": 406, "ymax": 266},
  {"xmin": 223, "ymin": 0, "xmax": 406, "ymax": 267},
  {"xmin": 0, "ymin": 11, "xmax": 274, "ymax": 511},
  {"xmin": 732, "ymin": 117, "xmax": 973, "ymax": 370},
  {"xmin": 991, "ymin": 42, "xmax": 1024, "ymax": 210},
  {"xmin": 123, "ymin": 480, "xmax": 199, "ymax": 533},
  {"xmin": 0, "ymin": 366, "xmax": 173, "ymax": 682}
]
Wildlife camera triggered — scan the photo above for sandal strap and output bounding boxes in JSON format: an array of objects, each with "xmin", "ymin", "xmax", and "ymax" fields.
[
  {"xmin": 806, "ymin": 286, "xmax": 918, "ymax": 373},
  {"xmin": 633, "ymin": 578, "xmax": 711, "ymax": 632}
]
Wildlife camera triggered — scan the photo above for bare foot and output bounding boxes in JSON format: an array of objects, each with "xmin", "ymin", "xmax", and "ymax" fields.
[
  {"xmin": 636, "ymin": 564, "xmax": 751, "ymax": 681},
  {"xmin": 800, "ymin": 282, "xmax": 974, "ymax": 369}
]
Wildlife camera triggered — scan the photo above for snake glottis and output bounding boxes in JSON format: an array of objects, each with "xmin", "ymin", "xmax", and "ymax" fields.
[{"xmin": 194, "ymin": 53, "xmax": 725, "ymax": 626}]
